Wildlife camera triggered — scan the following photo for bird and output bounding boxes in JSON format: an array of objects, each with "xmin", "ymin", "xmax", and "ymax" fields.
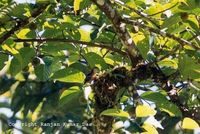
[{"xmin": 84, "ymin": 67, "xmax": 100, "ymax": 84}]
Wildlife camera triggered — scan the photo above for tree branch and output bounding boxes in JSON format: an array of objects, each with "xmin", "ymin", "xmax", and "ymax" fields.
[
  {"xmin": 164, "ymin": 82, "xmax": 200, "ymax": 124},
  {"xmin": 123, "ymin": 19, "xmax": 200, "ymax": 50},
  {"xmin": 112, "ymin": 0, "xmax": 160, "ymax": 28},
  {"xmin": 81, "ymin": 17, "xmax": 115, "ymax": 33},
  {"xmin": 13, "ymin": 38, "xmax": 127, "ymax": 55},
  {"xmin": 148, "ymin": 3, "xmax": 178, "ymax": 16},
  {"xmin": 134, "ymin": 65, "xmax": 200, "ymax": 123},
  {"xmin": 0, "ymin": 4, "xmax": 48, "ymax": 45},
  {"xmin": 91, "ymin": 0, "xmax": 141, "ymax": 67}
]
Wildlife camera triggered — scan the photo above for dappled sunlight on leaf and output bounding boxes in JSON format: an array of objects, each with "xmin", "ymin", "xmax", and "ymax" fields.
[
  {"xmin": 141, "ymin": 123, "xmax": 158, "ymax": 134},
  {"xmin": 101, "ymin": 109, "xmax": 130, "ymax": 118},
  {"xmin": 16, "ymin": 28, "xmax": 30, "ymax": 39},
  {"xmin": 182, "ymin": 117, "xmax": 199, "ymax": 129},
  {"xmin": 51, "ymin": 68, "xmax": 85, "ymax": 83},
  {"xmin": 136, "ymin": 105, "xmax": 156, "ymax": 117}
]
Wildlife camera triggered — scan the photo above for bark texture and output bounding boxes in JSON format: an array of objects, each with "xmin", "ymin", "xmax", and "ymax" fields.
[
  {"xmin": 92, "ymin": 67, "xmax": 131, "ymax": 134},
  {"xmin": 91, "ymin": 0, "xmax": 141, "ymax": 67}
]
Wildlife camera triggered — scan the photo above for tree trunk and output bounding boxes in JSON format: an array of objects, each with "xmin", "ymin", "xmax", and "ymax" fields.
[
  {"xmin": 92, "ymin": 67, "xmax": 131, "ymax": 133},
  {"xmin": 93, "ymin": 108, "xmax": 114, "ymax": 134}
]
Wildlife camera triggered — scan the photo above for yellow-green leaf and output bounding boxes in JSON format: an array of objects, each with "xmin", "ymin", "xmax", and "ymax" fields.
[
  {"xmin": 2, "ymin": 44, "xmax": 18, "ymax": 54},
  {"xmin": 141, "ymin": 91, "xmax": 182, "ymax": 117},
  {"xmin": 101, "ymin": 109, "xmax": 130, "ymax": 118},
  {"xmin": 136, "ymin": 105, "xmax": 156, "ymax": 117},
  {"xmin": 182, "ymin": 117, "xmax": 199, "ymax": 129},
  {"xmin": 43, "ymin": 21, "xmax": 54, "ymax": 29},
  {"xmin": 130, "ymin": 32, "xmax": 145, "ymax": 45},
  {"xmin": 36, "ymin": 0, "xmax": 57, "ymax": 3},
  {"xmin": 78, "ymin": 28, "xmax": 91, "ymax": 42},
  {"xmin": 51, "ymin": 67, "xmax": 85, "ymax": 83},
  {"xmin": 16, "ymin": 28, "xmax": 30, "ymax": 38},
  {"xmin": 60, "ymin": 86, "xmax": 80, "ymax": 100},
  {"xmin": 141, "ymin": 123, "xmax": 159, "ymax": 134},
  {"xmin": 74, "ymin": 0, "xmax": 83, "ymax": 15},
  {"xmin": 158, "ymin": 102, "xmax": 182, "ymax": 117},
  {"xmin": 158, "ymin": 58, "xmax": 178, "ymax": 69}
]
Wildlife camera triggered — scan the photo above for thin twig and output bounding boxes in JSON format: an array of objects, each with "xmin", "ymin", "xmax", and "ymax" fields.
[
  {"xmin": 91, "ymin": 0, "xmax": 141, "ymax": 67},
  {"xmin": 123, "ymin": 19, "xmax": 199, "ymax": 50},
  {"xmin": 148, "ymin": 3, "xmax": 178, "ymax": 16},
  {"xmin": 112, "ymin": 0, "xmax": 160, "ymax": 28},
  {"xmin": 0, "ymin": 4, "xmax": 48, "ymax": 45},
  {"xmin": 13, "ymin": 38, "xmax": 127, "ymax": 56},
  {"xmin": 81, "ymin": 17, "xmax": 115, "ymax": 33}
]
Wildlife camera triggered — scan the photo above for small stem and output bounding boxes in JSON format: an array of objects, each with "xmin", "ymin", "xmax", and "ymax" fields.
[
  {"xmin": 0, "ymin": 4, "xmax": 48, "ymax": 45},
  {"xmin": 123, "ymin": 19, "xmax": 199, "ymax": 50},
  {"xmin": 148, "ymin": 3, "xmax": 178, "ymax": 16},
  {"xmin": 13, "ymin": 38, "xmax": 127, "ymax": 56}
]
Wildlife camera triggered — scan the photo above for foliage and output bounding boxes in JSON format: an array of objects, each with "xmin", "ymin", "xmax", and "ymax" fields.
[{"xmin": 0, "ymin": 0, "xmax": 200, "ymax": 133}]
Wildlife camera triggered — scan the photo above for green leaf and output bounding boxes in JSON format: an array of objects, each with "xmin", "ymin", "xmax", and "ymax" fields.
[
  {"xmin": 158, "ymin": 58, "xmax": 178, "ymax": 75},
  {"xmin": 41, "ymin": 42, "xmax": 77, "ymax": 54},
  {"xmin": 10, "ymin": 47, "xmax": 35, "ymax": 76},
  {"xmin": 178, "ymin": 0, "xmax": 200, "ymax": 15},
  {"xmin": 60, "ymin": 86, "xmax": 80, "ymax": 100},
  {"xmin": 136, "ymin": 39, "xmax": 149, "ymax": 59},
  {"xmin": 146, "ymin": 50, "xmax": 156, "ymax": 62},
  {"xmin": 185, "ymin": 19, "xmax": 199, "ymax": 32},
  {"xmin": 105, "ymin": 54, "xmax": 124, "ymax": 66},
  {"xmin": 158, "ymin": 102, "xmax": 182, "ymax": 117},
  {"xmin": 43, "ymin": 56, "xmax": 53, "ymax": 66},
  {"xmin": 140, "ymin": 91, "xmax": 168, "ymax": 103},
  {"xmin": 68, "ymin": 54, "xmax": 80, "ymax": 65},
  {"xmin": 0, "ymin": 53, "xmax": 8, "ymax": 70},
  {"xmin": 179, "ymin": 54, "xmax": 200, "ymax": 80},
  {"xmin": 84, "ymin": 52, "xmax": 108, "ymax": 70},
  {"xmin": 41, "ymin": 29, "xmax": 63, "ymax": 38},
  {"xmin": 182, "ymin": 117, "xmax": 199, "ymax": 129},
  {"xmin": 100, "ymin": 109, "xmax": 130, "ymax": 118},
  {"xmin": 162, "ymin": 14, "xmax": 182, "ymax": 28},
  {"xmin": 9, "ymin": 56, "xmax": 22, "ymax": 76},
  {"xmin": 167, "ymin": 23, "xmax": 186, "ymax": 34},
  {"xmin": 120, "ymin": 95, "xmax": 129, "ymax": 103},
  {"xmin": 20, "ymin": 48, "xmax": 35, "ymax": 65},
  {"xmin": 34, "ymin": 64, "xmax": 51, "ymax": 81},
  {"xmin": 69, "ymin": 62, "xmax": 90, "ymax": 73},
  {"xmin": 50, "ymin": 57, "xmax": 62, "ymax": 73},
  {"xmin": 141, "ymin": 91, "xmax": 182, "ymax": 117},
  {"xmin": 51, "ymin": 67, "xmax": 85, "ymax": 83},
  {"xmin": 59, "ymin": 86, "xmax": 84, "ymax": 110},
  {"xmin": 136, "ymin": 105, "xmax": 156, "ymax": 117},
  {"xmin": 158, "ymin": 58, "xmax": 178, "ymax": 69}
]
